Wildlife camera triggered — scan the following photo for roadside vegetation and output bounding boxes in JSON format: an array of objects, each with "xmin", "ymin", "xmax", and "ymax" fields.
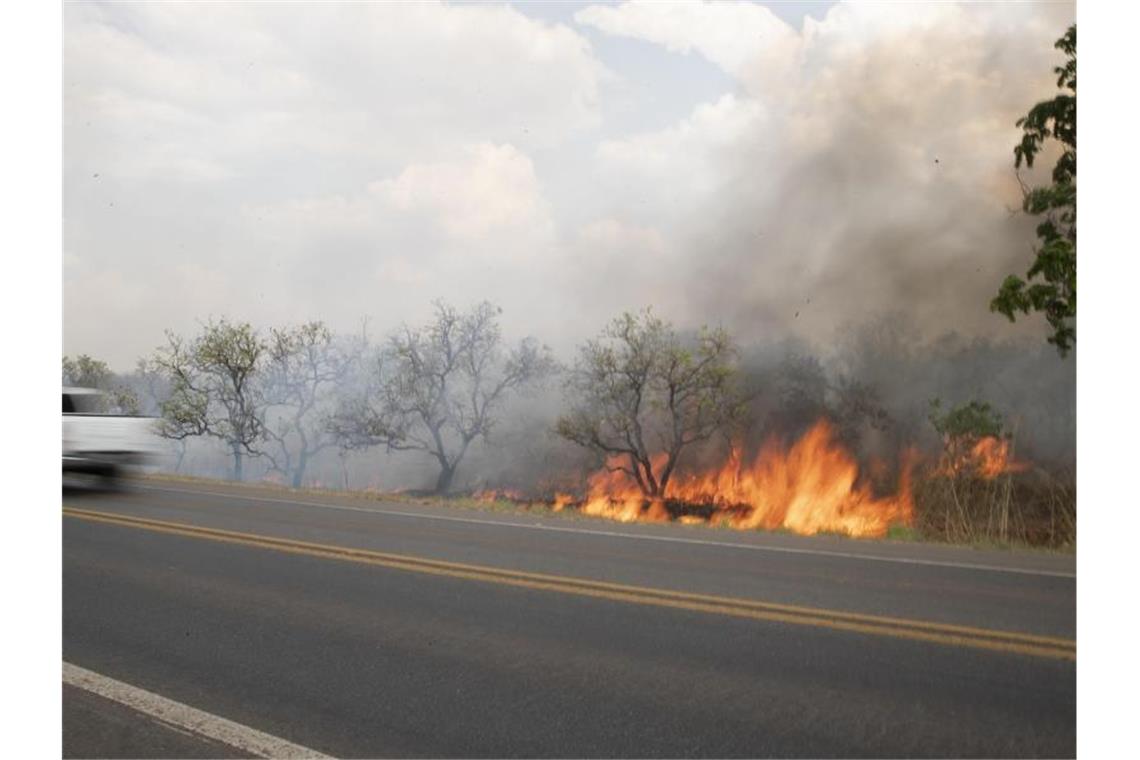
[
  {"xmin": 66, "ymin": 26, "xmax": 1076, "ymax": 551},
  {"xmin": 67, "ymin": 298, "xmax": 1074, "ymax": 550},
  {"xmin": 991, "ymin": 25, "xmax": 1077, "ymax": 356},
  {"xmin": 916, "ymin": 399, "xmax": 1075, "ymax": 548}
]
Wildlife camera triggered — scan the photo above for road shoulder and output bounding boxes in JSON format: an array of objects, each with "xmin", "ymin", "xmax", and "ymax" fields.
[{"xmin": 64, "ymin": 684, "xmax": 250, "ymax": 759}]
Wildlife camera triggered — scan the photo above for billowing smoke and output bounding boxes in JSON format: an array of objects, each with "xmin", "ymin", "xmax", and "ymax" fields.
[
  {"xmin": 65, "ymin": 2, "xmax": 1077, "ymax": 496},
  {"xmin": 577, "ymin": 1, "xmax": 1075, "ymax": 348}
]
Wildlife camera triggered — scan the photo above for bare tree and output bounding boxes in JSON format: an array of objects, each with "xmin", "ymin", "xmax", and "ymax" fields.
[
  {"xmin": 260, "ymin": 322, "xmax": 361, "ymax": 488},
  {"xmin": 331, "ymin": 301, "xmax": 555, "ymax": 494},
  {"xmin": 556, "ymin": 309, "xmax": 743, "ymax": 498},
  {"xmin": 127, "ymin": 357, "xmax": 188, "ymax": 471},
  {"xmin": 129, "ymin": 358, "xmax": 170, "ymax": 417},
  {"xmin": 152, "ymin": 318, "xmax": 267, "ymax": 481}
]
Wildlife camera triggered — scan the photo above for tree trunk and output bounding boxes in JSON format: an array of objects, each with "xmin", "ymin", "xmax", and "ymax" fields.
[
  {"xmin": 637, "ymin": 456, "xmax": 661, "ymax": 498},
  {"xmin": 232, "ymin": 447, "xmax": 243, "ymax": 482},
  {"xmin": 657, "ymin": 449, "xmax": 681, "ymax": 497},
  {"xmin": 628, "ymin": 453, "xmax": 650, "ymax": 496},
  {"xmin": 292, "ymin": 451, "xmax": 308, "ymax": 489},
  {"xmin": 434, "ymin": 463, "xmax": 455, "ymax": 494}
]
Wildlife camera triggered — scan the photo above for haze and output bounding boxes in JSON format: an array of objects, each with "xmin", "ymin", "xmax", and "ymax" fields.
[{"xmin": 64, "ymin": 0, "xmax": 1074, "ymax": 370}]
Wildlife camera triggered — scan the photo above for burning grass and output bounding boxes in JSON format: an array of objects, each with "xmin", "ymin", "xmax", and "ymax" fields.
[
  {"xmin": 568, "ymin": 421, "xmax": 915, "ymax": 537},
  {"xmin": 472, "ymin": 421, "xmax": 916, "ymax": 539},
  {"xmin": 140, "ymin": 417, "xmax": 1074, "ymax": 550},
  {"xmin": 472, "ymin": 420, "xmax": 1074, "ymax": 549}
]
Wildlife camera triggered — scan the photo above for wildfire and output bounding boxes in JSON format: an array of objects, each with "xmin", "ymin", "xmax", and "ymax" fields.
[
  {"xmin": 577, "ymin": 420, "xmax": 914, "ymax": 538},
  {"xmin": 467, "ymin": 421, "xmax": 921, "ymax": 538},
  {"xmin": 971, "ymin": 437, "xmax": 1029, "ymax": 479},
  {"xmin": 938, "ymin": 436, "xmax": 1029, "ymax": 480},
  {"xmin": 474, "ymin": 488, "xmax": 577, "ymax": 512}
]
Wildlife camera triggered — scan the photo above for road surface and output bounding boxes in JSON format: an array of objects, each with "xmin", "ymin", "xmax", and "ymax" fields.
[{"xmin": 63, "ymin": 478, "xmax": 1076, "ymax": 758}]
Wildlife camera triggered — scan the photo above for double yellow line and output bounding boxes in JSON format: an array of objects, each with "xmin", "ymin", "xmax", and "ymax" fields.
[{"xmin": 63, "ymin": 506, "xmax": 1076, "ymax": 661}]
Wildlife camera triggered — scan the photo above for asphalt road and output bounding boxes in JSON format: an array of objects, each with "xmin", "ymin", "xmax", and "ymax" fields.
[
  {"xmin": 62, "ymin": 478, "xmax": 1076, "ymax": 758},
  {"xmin": 63, "ymin": 684, "xmax": 249, "ymax": 759}
]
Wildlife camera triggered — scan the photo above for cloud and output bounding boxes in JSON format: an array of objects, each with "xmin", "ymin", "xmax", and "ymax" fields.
[
  {"xmin": 64, "ymin": 2, "xmax": 606, "ymax": 183},
  {"xmin": 370, "ymin": 144, "xmax": 554, "ymax": 243},
  {"xmin": 210, "ymin": 141, "xmax": 566, "ymax": 352},
  {"xmin": 244, "ymin": 142, "xmax": 554, "ymax": 264},
  {"xmin": 63, "ymin": 0, "xmax": 1077, "ymax": 373},
  {"xmin": 63, "ymin": 1, "xmax": 606, "ymax": 367},
  {"xmin": 576, "ymin": 0, "xmax": 798, "ymax": 82},
  {"xmin": 596, "ymin": 93, "xmax": 766, "ymax": 218}
]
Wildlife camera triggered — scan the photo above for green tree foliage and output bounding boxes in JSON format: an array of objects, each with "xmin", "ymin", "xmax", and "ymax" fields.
[
  {"xmin": 331, "ymin": 301, "xmax": 555, "ymax": 494},
  {"xmin": 152, "ymin": 318, "xmax": 268, "ymax": 481},
  {"xmin": 556, "ymin": 309, "xmax": 744, "ymax": 498},
  {"xmin": 928, "ymin": 397, "xmax": 1006, "ymax": 472},
  {"xmin": 991, "ymin": 24, "xmax": 1076, "ymax": 355},
  {"xmin": 62, "ymin": 354, "xmax": 140, "ymax": 414},
  {"xmin": 928, "ymin": 398, "xmax": 1004, "ymax": 441},
  {"xmin": 62, "ymin": 355, "xmax": 112, "ymax": 388}
]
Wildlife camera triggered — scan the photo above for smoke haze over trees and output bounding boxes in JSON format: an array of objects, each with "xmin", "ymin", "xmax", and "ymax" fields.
[
  {"xmin": 329, "ymin": 301, "xmax": 556, "ymax": 494},
  {"xmin": 62, "ymin": 4, "xmax": 1077, "ymax": 544},
  {"xmin": 260, "ymin": 322, "xmax": 363, "ymax": 488},
  {"xmin": 66, "ymin": 300, "xmax": 1071, "ymax": 495},
  {"xmin": 65, "ymin": 294, "xmax": 1075, "ymax": 546}
]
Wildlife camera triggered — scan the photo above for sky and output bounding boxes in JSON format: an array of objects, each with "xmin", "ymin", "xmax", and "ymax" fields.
[{"xmin": 63, "ymin": 0, "xmax": 1074, "ymax": 370}]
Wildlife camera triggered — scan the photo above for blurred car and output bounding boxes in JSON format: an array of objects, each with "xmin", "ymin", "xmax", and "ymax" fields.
[{"xmin": 63, "ymin": 387, "xmax": 156, "ymax": 484}]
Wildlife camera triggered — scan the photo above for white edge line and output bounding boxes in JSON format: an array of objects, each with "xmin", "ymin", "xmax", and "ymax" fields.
[
  {"xmin": 63, "ymin": 662, "xmax": 332, "ymax": 759},
  {"xmin": 134, "ymin": 483, "xmax": 1076, "ymax": 579}
]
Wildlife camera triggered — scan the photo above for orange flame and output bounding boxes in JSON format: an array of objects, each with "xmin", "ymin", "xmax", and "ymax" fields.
[
  {"xmin": 937, "ymin": 436, "xmax": 1029, "ymax": 480},
  {"xmin": 576, "ymin": 420, "xmax": 914, "ymax": 538},
  {"xmin": 971, "ymin": 437, "xmax": 1029, "ymax": 479}
]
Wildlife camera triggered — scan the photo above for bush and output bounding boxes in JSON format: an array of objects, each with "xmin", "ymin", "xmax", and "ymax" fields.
[{"xmin": 913, "ymin": 467, "xmax": 1074, "ymax": 548}]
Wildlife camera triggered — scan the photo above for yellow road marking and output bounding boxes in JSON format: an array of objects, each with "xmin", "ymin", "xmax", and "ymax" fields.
[{"xmin": 63, "ymin": 506, "xmax": 1076, "ymax": 661}]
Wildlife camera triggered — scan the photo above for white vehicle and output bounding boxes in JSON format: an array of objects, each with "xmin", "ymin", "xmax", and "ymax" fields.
[{"xmin": 63, "ymin": 387, "xmax": 156, "ymax": 482}]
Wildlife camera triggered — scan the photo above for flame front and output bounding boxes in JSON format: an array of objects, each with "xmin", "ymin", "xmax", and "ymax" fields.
[
  {"xmin": 936, "ymin": 436, "xmax": 1029, "ymax": 480},
  {"xmin": 970, "ymin": 437, "xmax": 1029, "ymax": 479},
  {"xmin": 578, "ymin": 420, "xmax": 914, "ymax": 538}
]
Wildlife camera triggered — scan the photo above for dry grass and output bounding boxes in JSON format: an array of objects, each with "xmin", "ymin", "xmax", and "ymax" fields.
[
  {"xmin": 135, "ymin": 471, "xmax": 584, "ymax": 521},
  {"xmin": 137, "ymin": 468, "xmax": 1074, "ymax": 551},
  {"xmin": 911, "ymin": 467, "xmax": 1075, "ymax": 550}
]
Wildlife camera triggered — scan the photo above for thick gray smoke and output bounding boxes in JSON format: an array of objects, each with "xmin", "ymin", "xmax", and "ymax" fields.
[
  {"xmin": 65, "ymin": 2, "xmax": 1075, "ymax": 369},
  {"xmin": 66, "ymin": 2, "xmax": 1077, "ymax": 490},
  {"xmin": 575, "ymin": 2, "xmax": 1077, "ymax": 351}
]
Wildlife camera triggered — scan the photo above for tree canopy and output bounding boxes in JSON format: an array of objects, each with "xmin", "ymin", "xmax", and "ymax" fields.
[
  {"xmin": 331, "ymin": 301, "xmax": 555, "ymax": 493},
  {"xmin": 153, "ymin": 318, "xmax": 268, "ymax": 480},
  {"xmin": 260, "ymin": 321, "xmax": 361, "ymax": 488},
  {"xmin": 62, "ymin": 354, "xmax": 140, "ymax": 414},
  {"xmin": 556, "ymin": 309, "xmax": 743, "ymax": 498},
  {"xmin": 991, "ymin": 24, "xmax": 1076, "ymax": 356}
]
